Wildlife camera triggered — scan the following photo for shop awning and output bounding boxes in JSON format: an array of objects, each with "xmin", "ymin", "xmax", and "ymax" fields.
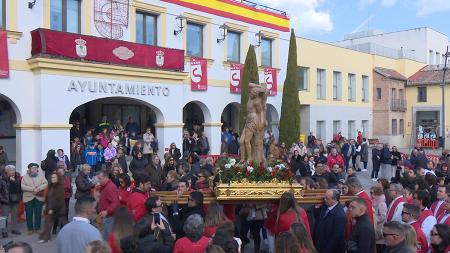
[{"xmin": 30, "ymin": 28, "xmax": 185, "ymax": 71}]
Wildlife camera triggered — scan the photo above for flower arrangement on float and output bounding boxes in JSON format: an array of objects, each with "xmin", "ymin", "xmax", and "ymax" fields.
[{"xmin": 214, "ymin": 157, "xmax": 304, "ymax": 200}]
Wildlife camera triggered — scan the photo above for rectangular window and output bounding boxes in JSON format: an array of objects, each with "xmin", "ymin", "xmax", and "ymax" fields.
[
  {"xmin": 227, "ymin": 31, "xmax": 240, "ymax": 62},
  {"xmin": 348, "ymin": 120, "xmax": 355, "ymax": 139},
  {"xmin": 333, "ymin": 71, "xmax": 342, "ymax": 100},
  {"xmin": 187, "ymin": 22, "xmax": 203, "ymax": 57},
  {"xmin": 392, "ymin": 119, "xmax": 397, "ymax": 135},
  {"xmin": 50, "ymin": 0, "xmax": 81, "ymax": 33},
  {"xmin": 333, "ymin": 120, "xmax": 341, "ymax": 135},
  {"xmin": 348, "ymin": 74, "xmax": 356, "ymax": 101},
  {"xmin": 362, "ymin": 120, "xmax": 369, "ymax": 136},
  {"xmin": 136, "ymin": 12, "xmax": 157, "ymax": 45},
  {"xmin": 399, "ymin": 119, "xmax": 404, "ymax": 135},
  {"xmin": 418, "ymin": 87, "xmax": 427, "ymax": 102},
  {"xmin": 376, "ymin": 88, "xmax": 382, "ymax": 100},
  {"xmin": 297, "ymin": 67, "xmax": 309, "ymax": 91},
  {"xmin": 429, "ymin": 50, "xmax": 434, "ymax": 64},
  {"xmin": 362, "ymin": 75, "xmax": 369, "ymax": 102},
  {"xmin": 0, "ymin": 0, "xmax": 5, "ymax": 29},
  {"xmin": 261, "ymin": 38, "xmax": 272, "ymax": 67},
  {"xmin": 316, "ymin": 69, "xmax": 326, "ymax": 99},
  {"xmin": 436, "ymin": 52, "xmax": 441, "ymax": 65},
  {"xmin": 316, "ymin": 121, "xmax": 325, "ymax": 140}
]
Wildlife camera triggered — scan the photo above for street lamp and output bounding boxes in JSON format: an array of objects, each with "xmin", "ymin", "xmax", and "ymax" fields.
[{"xmin": 441, "ymin": 46, "xmax": 449, "ymax": 148}]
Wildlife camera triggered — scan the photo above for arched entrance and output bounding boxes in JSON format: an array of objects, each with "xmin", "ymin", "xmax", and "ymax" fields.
[
  {"xmin": 183, "ymin": 101, "xmax": 211, "ymax": 134},
  {"xmin": 221, "ymin": 102, "xmax": 240, "ymax": 131},
  {"xmin": 266, "ymin": 104, "xmax": 280, "ymax": 140},
  {"xmin": 69, "ymin": 97, "xmax": 163, "ymax": 148},
  {"xmin": 0, "ymin": 95, "xmax": 20, "ymax": 165}
]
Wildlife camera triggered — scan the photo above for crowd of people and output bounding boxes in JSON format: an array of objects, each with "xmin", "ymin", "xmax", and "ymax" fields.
[{"xmin": 0, "ymin": 120, "xmax": 449, "ymax": 253}]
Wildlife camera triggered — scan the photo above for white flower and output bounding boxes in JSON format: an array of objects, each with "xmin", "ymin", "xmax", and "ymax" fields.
[
  {"xmin": 224, "ymin": 164, "xmax": 231, "ymax": 169},
  {"xmin": 229, "ymin": 159, "xmax": 236, "ymax": 166},
  {"xmin": 247, "ymin": 166, "xmax": 254, "ymax": 173},
  {"xmin": 267, "ymin": 167, "xmax": 273, "ymax": 172},
  {"xmin": 279, "ymin": 164, "xmax": 286, "ymax": 170}
]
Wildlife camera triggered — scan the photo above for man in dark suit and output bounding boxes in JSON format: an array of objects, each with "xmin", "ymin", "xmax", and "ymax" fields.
[
  {"xmin": 314, "ymin": 189, "xmax": 347, "ymax": 253},
  {"xmin": 347, "ymin": 198, "xmax": 376, "ymax": 253}
]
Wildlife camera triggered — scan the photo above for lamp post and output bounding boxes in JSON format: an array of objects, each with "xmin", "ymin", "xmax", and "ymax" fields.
[{"xmin": 441, "ymin": 46, "xmax": 449, "ymax": 149}]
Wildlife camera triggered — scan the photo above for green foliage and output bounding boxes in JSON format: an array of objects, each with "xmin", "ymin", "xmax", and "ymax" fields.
[
  {"xmin": 239, "ymin": 45, "xmax": 260, "ymax": 133},
  {"xmin": 279, "ymin": 29, "xmax": 301, "ymax": 145}
]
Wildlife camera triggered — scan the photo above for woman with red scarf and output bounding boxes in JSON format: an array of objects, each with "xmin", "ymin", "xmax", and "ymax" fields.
[{"xmin": 264, "ymin": 192, "xmax": 310, "ymax": 237}]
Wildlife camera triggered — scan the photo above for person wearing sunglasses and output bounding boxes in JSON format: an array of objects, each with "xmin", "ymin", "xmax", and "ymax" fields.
[
  {"xmin": 383, "ymin": 221, "xmax": 415, "ymax": 253},
  {"xmin": 430, "ymin": 224, "xmax": 450, "ymax": 253},
  {"xmin": 400, "ymin": 203, "xmax": 428, "ymax": 253}
]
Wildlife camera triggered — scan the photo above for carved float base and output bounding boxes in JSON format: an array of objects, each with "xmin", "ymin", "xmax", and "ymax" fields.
[{"xmin": 215, "ymin": 179, "xmax": 304, "ymax": 200}]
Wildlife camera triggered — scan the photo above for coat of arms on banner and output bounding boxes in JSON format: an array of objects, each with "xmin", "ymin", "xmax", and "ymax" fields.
[
  {"xmin": 75, "ymin": 38, "xmax": 87, "ymax": 58},
  {"xmin": 156, "ymin": 50, "xmax": 165, "ymax": 67},
  {"xmin": 264, "ymin": 70, "xmax": 273, "ymax": 90}
]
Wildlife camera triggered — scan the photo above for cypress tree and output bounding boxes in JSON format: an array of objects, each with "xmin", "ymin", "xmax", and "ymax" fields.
[
  {"xmin": 239, "ymin": 45, "xmax": 260, "ymax": 133},
  {"xmin": 279, "ymin": 29, "xmax": 300, "ymax": 145}
]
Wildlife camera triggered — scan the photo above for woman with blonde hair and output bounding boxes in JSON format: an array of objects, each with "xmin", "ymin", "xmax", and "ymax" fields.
[
  {"xmin": 402, "ymin": 223, "xmax": 418, "ymax": 252},
  {"xmin": 204, "ymin": 202, "xmax": 230, "ymax": 237},
  {"xmin": 370, "ymin": 186, "xmax": 387, "ymax": 252},
  {"xmin": 21, "ymin": 163, "xmax": 48, "ymax": 235}
]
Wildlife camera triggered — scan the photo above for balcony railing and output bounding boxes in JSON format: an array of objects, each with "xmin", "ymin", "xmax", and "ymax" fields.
[{"xmin": 391, "ymin": 99, "xmax": 407, "ymax": 111}]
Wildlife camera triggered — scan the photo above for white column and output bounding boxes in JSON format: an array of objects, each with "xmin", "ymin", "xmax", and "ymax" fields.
[
  {"xmin": 14, "ymin": 124, "xmax": 72, "ymax": 175},
  {"xmin": 155, "ymin": 123, "xmax": 184, "ymax": 158},
  {"xmin": 202, "ymin": 122, "xmax": 223, "ymax": 155}
]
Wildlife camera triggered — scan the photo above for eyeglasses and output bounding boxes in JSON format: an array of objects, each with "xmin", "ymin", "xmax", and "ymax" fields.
[
  {"xmin": 430, "ymin": 231, "xmax": 439, "ymax": 236},
  {"xmin": 401, "ymin": 211, "xmax": 411, "ymax": 215},
  {"xmin": 383, "ymin": 233, "xmax": 398, "ymax": 237},
  {"xmin": 198, "ymin": 175, "xmax": 205, "ymax": 178}
]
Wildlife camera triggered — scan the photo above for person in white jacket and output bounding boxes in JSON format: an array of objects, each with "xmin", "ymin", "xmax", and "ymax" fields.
[{"xmin": 386, "ymin": 183, "xmax": 407, "ymax": 223}]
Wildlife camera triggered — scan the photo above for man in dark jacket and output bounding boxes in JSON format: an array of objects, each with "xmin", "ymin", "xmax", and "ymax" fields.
[
  {"xmin": 341, "ymin": 139, "xmax": 355, "ymax": 170},
  {"xmin": 371, "ymin": 144, "xmax": 382, "ymax": 180},
  {"xmin": 172, "ymin": 191, "xmax": 205, "ymax": 239},
  {"xmin": 383, "ymin": 221, "xmax": 415, "ymax": 253},
  {"xmin": 314, "ymin": 189, "xmax": 346, "ymax": 253},
  {"xmin": 75, "ymin": 164, "xmax": 95, "ymax": 199},
  {"xmin": 347, "ymin": 198, "xmax": 376, "ymax": 253}
]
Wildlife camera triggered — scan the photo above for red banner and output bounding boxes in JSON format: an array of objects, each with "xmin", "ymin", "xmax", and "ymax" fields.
[
  {"xmin": 190, "ymin": 58, "xmax": 208, "ymax": 91},
  {"xmin": 0, "ymin": 30, "xmax": 9, "ymax": 78},
  {"xmin": 230, "ymin": 64, "xmax": 243, "ymax": 93},
  {"xmin": 264, "ymin": 67, "xmax": 277, "ymax": 96},
  {"xmin": 31, "ymin": 28, "xmax": 184, "ymax": 71}
]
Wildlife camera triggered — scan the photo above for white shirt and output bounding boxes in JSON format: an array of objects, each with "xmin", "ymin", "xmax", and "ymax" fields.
[{"xmin": 72, "ymin": 217, "xmax": 90, "ymax": 223}]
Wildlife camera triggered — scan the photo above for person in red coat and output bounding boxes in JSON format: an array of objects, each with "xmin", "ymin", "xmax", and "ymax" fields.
[
  {"xmin": 173, "ymin": 214, "xmax": 210, "ymax": 253},
  {"xmin": 430, "ymin": 224, "xmax": 450, "ymax": 253},
  {"xmin": 345, "ymin": 177, "xmax": 374, "ymax": 239},
  {"xmin": 401, "ymin": 203, "xmax": 429, "ymax": 253},
  {"xmin": 118, "ymin": 174, "xmax": 134, "ymax": 206},
  {"xmin": 97, "ymin": 171, "xmax": 120, "ymax": 239},
  {"xmin": 126, "ymin": 174, "xmax": 151, "ymax": 222},
  {"xmin": 264, "ymin": 192, "xmax": 310, "ymax": 236},
  {"xmin": 327, "ymin": 148, "xmax": 344, "ymax": 169}
]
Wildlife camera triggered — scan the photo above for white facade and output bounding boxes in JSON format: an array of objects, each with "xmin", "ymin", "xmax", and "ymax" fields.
[
  {"xmin": 300, "ymin": 105, "xmax": 372, "ymax": 143},
  {"xmin": 0, "ymin": 0, "xmax": 289, "ymax": 174},
  {"xmin": 333, "ymin": 27, "xmax": 449, "ymax": 65}
]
